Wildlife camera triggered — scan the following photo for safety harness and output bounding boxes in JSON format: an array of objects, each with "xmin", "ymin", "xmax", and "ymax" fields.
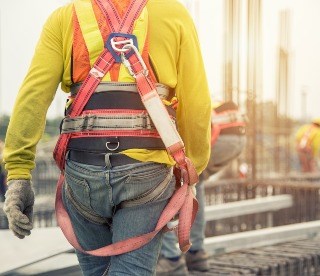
[
  {"xmin": 210, "ymin": 102, "xmax": 247, "ymax": 146},
  {"xmin": 54, "ymin": 0, "xmax": 198, "ymax": 256}
]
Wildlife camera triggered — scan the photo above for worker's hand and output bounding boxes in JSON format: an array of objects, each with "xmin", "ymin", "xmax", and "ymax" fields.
[{"xmin": 3, "ymin": 180, "xmax": 35, "ymax": 239}]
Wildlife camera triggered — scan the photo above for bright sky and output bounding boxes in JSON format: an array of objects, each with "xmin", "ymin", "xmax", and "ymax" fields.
[{"xmin": 0, "ymin": 0, "xmax": 319, "ymax": 120}]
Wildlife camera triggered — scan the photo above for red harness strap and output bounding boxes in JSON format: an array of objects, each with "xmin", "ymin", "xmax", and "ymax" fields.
[
  {"xmin": 55, "ymin": 0, "xmax": 198, "ymax": 256},
  {"xmin": 210, "ymin": 109, "xmax": 246, "ymax": 147}
]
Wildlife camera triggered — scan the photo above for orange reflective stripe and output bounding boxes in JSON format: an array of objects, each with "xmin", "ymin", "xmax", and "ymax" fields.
[
  {"xmin": 73, "ymin": 2, "xmax": 109, "ymax": 82},
  {"xmin": 93, "ymin": 0, "xmax": 118, "ymax": 81},
  {"xmin": 72, "ymin": 7, "xmax": 91, "ymax": 83}
]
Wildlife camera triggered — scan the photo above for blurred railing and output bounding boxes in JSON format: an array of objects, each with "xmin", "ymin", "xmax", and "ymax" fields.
[
  {"xmin": 32, "ymin": 158, "xmax": 60, "ymax": 195},
  {"xmin": 205, "ymin": 177, "xmax": 320, "ymax": 236}
]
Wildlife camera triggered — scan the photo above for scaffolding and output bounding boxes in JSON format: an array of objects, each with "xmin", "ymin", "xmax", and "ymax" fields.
[{"xmin": 222, "ymin": 0, "xmax": 296, "ymax": 179}]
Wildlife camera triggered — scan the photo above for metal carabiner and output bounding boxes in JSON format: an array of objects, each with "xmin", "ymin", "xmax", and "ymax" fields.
[
  {"xmin": 110, "ymin": 37, "xmax": 134, "ymax": 53},
  {"xmin": 120, "ymin": 53, "xmax": 136, "ymax": 77},
  {"xmin": 106, "ymin": 141, "xmax": 120, "ymax": 151},
  {"xmin": 120, "ymin": 44, "xmax": 149, "ymax": 78}
]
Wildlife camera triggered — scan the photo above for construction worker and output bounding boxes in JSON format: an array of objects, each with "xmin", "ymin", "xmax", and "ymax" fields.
[
  {"xmin": 3, "ymin": 0, "xmax": 211, "ymax": 275},
  {"xmin": 157, "ymin": 101, "xmax": 247, "ymax": 275},
  {"xmin": 295, "ymin": 118, "xmax": 320, "ymax": 173}
]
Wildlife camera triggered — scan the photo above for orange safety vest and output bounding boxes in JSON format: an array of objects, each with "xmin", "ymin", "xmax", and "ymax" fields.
[{"xmin": 72, "ymin": 0, "xmax": 157, "ymax": 84}]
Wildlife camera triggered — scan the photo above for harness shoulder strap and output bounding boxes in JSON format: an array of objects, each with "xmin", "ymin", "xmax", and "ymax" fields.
[{"xmin": 94, "ymin": 0, "xmax": 121, "ymax": 31}]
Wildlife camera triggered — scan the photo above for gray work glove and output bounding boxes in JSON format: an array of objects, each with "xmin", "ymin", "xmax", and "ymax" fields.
[{"xmin": 3, "ymin": 180, "xmax": 35, "ymax": 239}]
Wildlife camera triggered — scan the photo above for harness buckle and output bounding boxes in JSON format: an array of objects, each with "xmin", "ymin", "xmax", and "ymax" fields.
[
  {"xmin": 120, "ymin": 44, "xmax": 149, "ymax": 78},
  {"xmin": 105, "ymin": 33, "xmax": 139, "ymax": 63},
  {"xmin": 111, "ymin": 38, "xmax": 134, "ymax": 53},
  {"xmin": 106, "ymin": 141, "xmax": 120, "ymax": 151},
  {"xmin": 89, "ymin": 67, "xmax": 104, "ymax": 79}
]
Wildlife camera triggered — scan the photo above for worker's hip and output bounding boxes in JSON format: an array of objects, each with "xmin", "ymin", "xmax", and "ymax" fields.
[{"xmin": 63, "ymin": 152, "xmax": 175, "ymax": 222}]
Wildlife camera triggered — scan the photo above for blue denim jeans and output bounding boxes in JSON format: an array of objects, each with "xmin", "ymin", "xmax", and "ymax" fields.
[
  {"xmin": 62, "ymin": 153, "xmax": 175, "ymax": 275},
  {"xmin": 161, "ymin": 134, "xmax": 246, "ymax": 258}
]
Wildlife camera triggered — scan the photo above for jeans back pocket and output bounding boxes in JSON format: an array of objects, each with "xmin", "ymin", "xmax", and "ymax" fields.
[{"xmin": 65, "ymin": 171, "xmax": 92, "ymax": 209}]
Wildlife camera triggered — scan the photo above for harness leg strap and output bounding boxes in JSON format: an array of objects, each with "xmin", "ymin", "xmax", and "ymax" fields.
[{"xmin": 120, "ymin": 168, "xmax": 173, "ymax": 208}]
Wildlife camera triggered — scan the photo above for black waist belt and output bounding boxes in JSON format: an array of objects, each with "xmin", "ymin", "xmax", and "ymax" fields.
[
  {"xmin": 66, "ymin": 90, "xmax": 176, "ymax": 117},
  {"xmin": 68, "ymin": 150, "xmax": 141, "ymax": 167},
  {"xmin": 67, "ymin": 137, "xmax": 166, "ymax": 153}
]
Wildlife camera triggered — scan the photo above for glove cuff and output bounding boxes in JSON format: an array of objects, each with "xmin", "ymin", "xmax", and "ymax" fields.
[
  {"xmin": 7, "ymin": 179, "xmax": 32, "ymax": 186},
  {"xmin": 5, "ymin": 180, "xmax": 35, "ymax": 205}
]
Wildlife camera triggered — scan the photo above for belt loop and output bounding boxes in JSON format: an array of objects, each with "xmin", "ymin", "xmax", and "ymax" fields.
[
  {"xmin": 65, "ymin": 150, "xmax": 70, "ymax": 161},
  {"xmin": 105, "ymin": 153, "xmax": 112, "ymax": 168}
]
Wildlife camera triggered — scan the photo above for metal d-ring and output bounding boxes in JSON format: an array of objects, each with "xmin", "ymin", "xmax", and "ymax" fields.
[{"xmin": 106, "ymin": 141, "xmax": 120, "ymax": 151}]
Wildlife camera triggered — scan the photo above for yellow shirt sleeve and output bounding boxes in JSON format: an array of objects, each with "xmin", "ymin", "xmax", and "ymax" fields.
[
  {"xmin": 4, "ymin": 0, "xmax": 211, "ymax": 180},
  {"xmin": 173, "ymin": 9, "xmax": 211, "ymax": 174},
  {"xmin": 4, "ymin": 7, "xmax": 67, "ymax": 180}
]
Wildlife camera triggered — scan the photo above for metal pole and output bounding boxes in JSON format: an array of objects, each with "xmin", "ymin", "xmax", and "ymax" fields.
[
  {"xmin": 301, "ymin": 86, "xmax": 308, "ymax": 123},
  {"xmin": 247, "ymin": 0, "xmax": 262, "ymax": 179},
  {"xmin": 257, "ymin": 1, "xmax": 264, "ymax": 176},
  {"xmin": 284, "ymin": 11, "xmax": 291, "ymax": 174},
  {"xmin": 232, "ymin": 0, "xmax": 240, "ymax": 103},
  {"xmin": 0, "ymin": 9, "xmax": 2, "ymax": 116},
  {"xmin": 247, "ymin": 0, "xmax": 257, "ymax": 179},
  {"xmin": 224, "ymin": 0, "xmax": 241, "ymax": 103},
  {"xmin": 224, "ymin": 0, "xmax": 233, "ymax": 101},
  {"xmin": 276, "ymin": 10, "xmax": 291, "ymax": 174}
]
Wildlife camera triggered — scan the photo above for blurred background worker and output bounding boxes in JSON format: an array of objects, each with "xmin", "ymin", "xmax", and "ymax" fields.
[
  {"xmin": 157, "ymin": 101, "xmax": 247, "ymax": 275},
  {"xmin": 295, "ymin": 118, "xmax": 320, "ymax": 173}
]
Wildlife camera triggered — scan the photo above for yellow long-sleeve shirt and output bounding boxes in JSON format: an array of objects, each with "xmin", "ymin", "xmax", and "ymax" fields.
[
  {"xmin": 4, "ymin": 0, "xmax": 211, "ymax": 181},
  {"xmin": 296, "ymin": 124, "xmax": 320, "ymax": 157}
]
